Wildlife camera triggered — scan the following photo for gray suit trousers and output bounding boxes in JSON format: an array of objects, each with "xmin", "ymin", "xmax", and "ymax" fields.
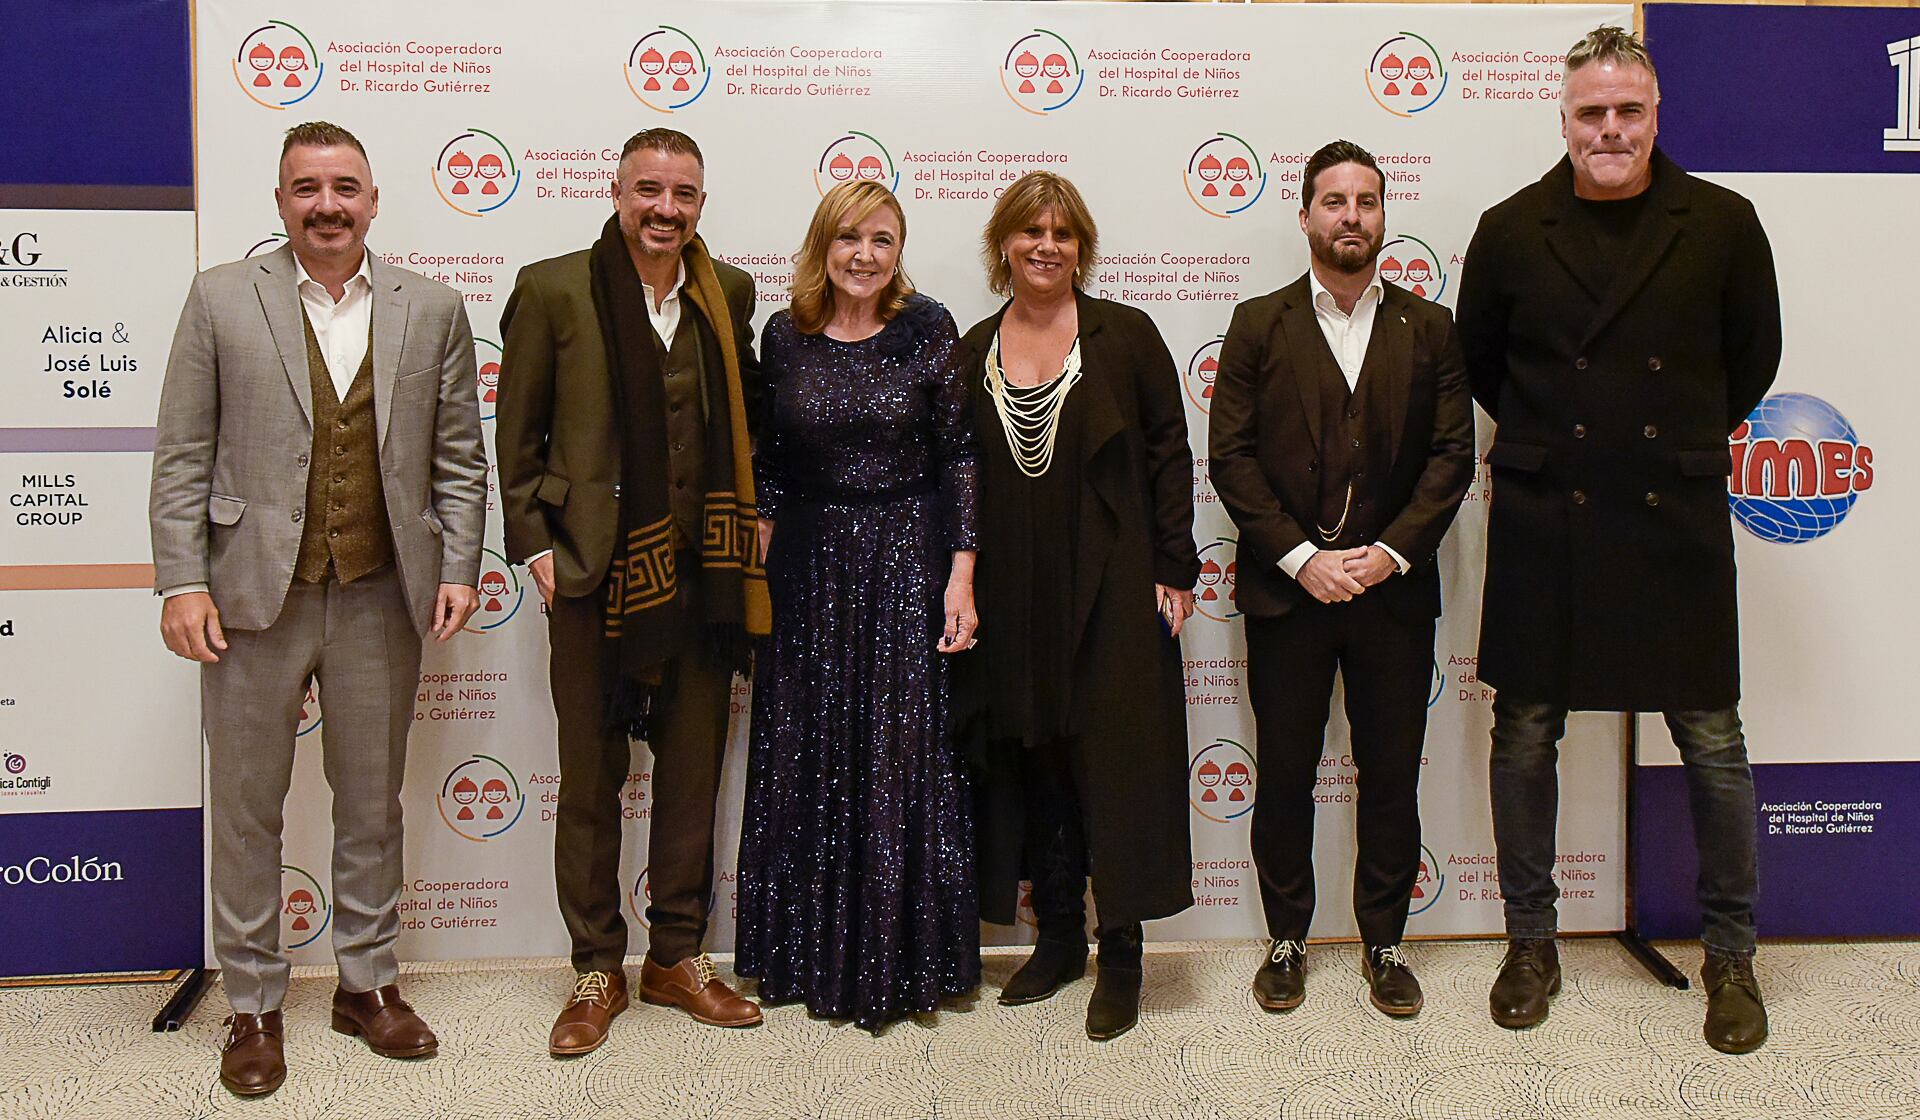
[{"xmin": 204, "ymin": 567, "xmax": 421, "ymax": 1013}]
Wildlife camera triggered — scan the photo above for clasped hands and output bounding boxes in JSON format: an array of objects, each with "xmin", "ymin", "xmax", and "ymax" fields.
[{"xmin": 1297, "ymin": 545, "xmax": 1396, "ymax": 605}]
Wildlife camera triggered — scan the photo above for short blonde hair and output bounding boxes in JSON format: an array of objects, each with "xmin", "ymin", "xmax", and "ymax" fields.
[
  {"xmin": 789, "ymin": 180, "xmax": 914, "ymax": 335},
  {"xmin": 980, "ymin": 172, "xmax": 1100, "ymax": 297}
]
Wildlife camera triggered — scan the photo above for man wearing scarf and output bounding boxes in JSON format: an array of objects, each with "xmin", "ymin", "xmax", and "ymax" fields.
[{"xmin": 497, "ymin": 129, "xmax": 768, "ymax": 1055}]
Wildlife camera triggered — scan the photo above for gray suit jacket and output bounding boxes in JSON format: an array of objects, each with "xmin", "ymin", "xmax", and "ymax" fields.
[{"xmin": 149, "ymin": 244, "xmax": 488, "ymax": 635}]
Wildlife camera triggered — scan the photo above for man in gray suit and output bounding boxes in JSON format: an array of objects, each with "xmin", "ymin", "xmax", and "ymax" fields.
[{"xmin": 149, "ymin": 121, "xmax": 487, "ymax": 1098}]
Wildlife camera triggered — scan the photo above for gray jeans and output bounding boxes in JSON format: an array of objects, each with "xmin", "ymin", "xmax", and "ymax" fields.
[{"xmin": 1488, "ymin": 694, "xmax": 1758, "ymax": 955}]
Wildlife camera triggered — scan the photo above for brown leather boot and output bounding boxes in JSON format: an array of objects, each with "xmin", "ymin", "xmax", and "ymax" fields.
[
  {"xmin": 639, "ymin": 953, "xmax": 762, "ymax": 1027},
  {"xmin": 549, "ymin": 970, "xmax": 629, "ymax": 1056},
  {"xmin": 1702, "ymin": 951, "xmax": 1768, "ymax": 1054},
  {"xmin": 330, "ymin": 984, "xmax": 438, "ymax": 1058},
  {"xmin": 218, "ymin": 1010, "xmax": 286, "ymax": 1097}
]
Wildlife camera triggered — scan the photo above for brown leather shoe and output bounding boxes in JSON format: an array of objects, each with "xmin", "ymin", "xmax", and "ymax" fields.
[
  {"xmin": 330, "ymin": 984, "xmax": 438, "ymax": 1058},
  {"xmin": 639, "ymin": 953, "xmax": 762, "ymax": 1027},
  {"xmin": 219, "ymin": 1010, "xmax": 286, "ymax": 1097},
  {"xmin": 549, "ymin": 970, "xmax": 629, "ymax": 1056}
]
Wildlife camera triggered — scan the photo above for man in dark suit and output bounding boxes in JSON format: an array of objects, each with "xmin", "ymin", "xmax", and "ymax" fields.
[
  {"xmin": 496, "ymin": 128, "xmax": 767, "ymax": 1055},
  {"xmin": 1456, "ymin": 26, "xmax": 1781, "ymax": 1052},
  {"xmin": 1211, "ymin": 140, "xmax": 1474, "ymax": 1018}
]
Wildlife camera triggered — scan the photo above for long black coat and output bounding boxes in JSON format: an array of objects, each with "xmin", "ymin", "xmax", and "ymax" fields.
[
  {"xmin": 1456, "ymin": 150, "xmax": 1781, "ymax": 711},
  {"xmin": 955, "ymin": 293, "xmax": 1201, "ymax": 927}
]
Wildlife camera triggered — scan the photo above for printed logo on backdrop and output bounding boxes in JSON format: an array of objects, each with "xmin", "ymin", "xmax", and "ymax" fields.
[
  {"xmin": 297, "ymin": 679, "xmax": 322, "ymax": 737},
  {"xmin": 1408, "ymin": 844, "xmax": 1447, "ymax": 917},
  {"xmin": 235, "ymin": 21, "xmax": 325, "ymax": 109},
  {"xmin": 1367, "ymin": 33, "xmax": 1448, "ymax": 117},
  {"xmin": 434, "ymin": 130, "xmax": 521, "ymax": 217},
  {"xmin": 1728, "ymin": 393, "xmax": 1875, "ymax": 543},
  {"xmin": 245, "ymin": 233, "xmax": 289, "ymax": 260},
  {"xmin": 438, "ymin": 755, "xmax": 526, "ymax": 841},
  {"xmin": 1193, "ymin": 536, "xmax": 1240, "ymax": 622},
  {"xmin": 1887, "ymin": 36, "xmax": 1920, "ymax": 152},
  {"xmin": 465, "ymin": 548, "xmax": 526, "ymax": 632},
  {"xmin": 280, "ymin": 865, "xmax": 332, "ymax": 948},
  {"xmin": 1184, "ymin": 335, "xmax": 1225, "ymax": 413},
  {"xmin": 474, "ymin": 338, "xmax": 502, "ymax": 423},
  {"xmin": 628, "ymin": 868, "xmax": 651, "ymax": 928},
  {"xmin": 627, "ymin": 26, "xmax": 711, "ymax": 113},
  {"xmin": 0, "ymin": 232, "xmax": 63, "ymax": 289},
  {"xmin": 815, "ymin": 132, "xmax": 899, "ymax": 195},
  {"xmin": 1189, "ymin": 739, "xmax": 1256, "ymax": 823},
  {"xmin": 1002, "ymin": 30, "xmax": 1085, "ymax": 114},
  {"xmin": 1378, "ymin": 235, "xmax": 1448, "ymax": 301},
  {"xmin": 0, "ymin": 751, "xmax": 49, "ymax": 797},
  {"xmin": 1185, "ymin": 134, "xmax": 1267, "ymax": 218}
]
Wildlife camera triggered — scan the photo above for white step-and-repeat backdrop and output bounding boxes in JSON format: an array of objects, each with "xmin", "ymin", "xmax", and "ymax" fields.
[{"xmin": 193, "ymin": 0, "xmax": 1631, "ymax": 965}]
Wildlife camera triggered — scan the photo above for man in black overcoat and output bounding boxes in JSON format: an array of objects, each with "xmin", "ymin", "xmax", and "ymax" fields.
[
  {"xmin": 1455, "ymin": 26, "xmax": 1781, "ymax": 1053},
  {"xmin": 1212, "ymin": 141, "xmax": 1474, "ymax": 1018}
]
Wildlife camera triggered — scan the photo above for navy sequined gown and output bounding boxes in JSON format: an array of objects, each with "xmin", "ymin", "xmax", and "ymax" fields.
[{"xmin": 735, "ymin": 294, "xmax": 981, "ymax": 1029}]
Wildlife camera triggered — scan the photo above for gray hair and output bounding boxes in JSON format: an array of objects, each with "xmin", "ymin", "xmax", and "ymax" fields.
[{"xmin": 1563, "ymin": 25, "xmax": 1659, "ymax": 96}]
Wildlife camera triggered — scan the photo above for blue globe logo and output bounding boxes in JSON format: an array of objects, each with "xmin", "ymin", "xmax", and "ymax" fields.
[{"xmin": 1728, "ymin": 393, "xmax": 1874, "ymax": 544}]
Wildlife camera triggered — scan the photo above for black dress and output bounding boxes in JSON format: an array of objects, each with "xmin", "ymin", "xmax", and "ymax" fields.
[{"xmin": 735, "ymin": 295, "xmax": 981, "ymax": 1029}]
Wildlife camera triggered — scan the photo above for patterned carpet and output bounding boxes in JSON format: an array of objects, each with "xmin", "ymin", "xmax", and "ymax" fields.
[{"xmin": 1, "ymin": 939, "xmax": 1916, "ymax": 1119}]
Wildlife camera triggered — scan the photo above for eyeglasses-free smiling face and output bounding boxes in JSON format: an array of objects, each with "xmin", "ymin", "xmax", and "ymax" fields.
[
  {"xmin": 825, "ymin": 207, "xmax": 902, "ymax": 310},
  {"xmin": 276, "ymin": 144, "xmax": 378, "ymax": 269},
  {"xmin": 615, "ymin": 147, "xmax": 706, "ymax": 261},
  {"xmin": 1002, "ymin": 207, "xmax": 1080, "ymax": 300}
]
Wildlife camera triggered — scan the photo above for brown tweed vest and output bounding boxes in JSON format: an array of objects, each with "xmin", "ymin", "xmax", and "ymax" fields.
[{"xmin": 293, "ymin": 309, "xmax": 394, "ymax": 583}]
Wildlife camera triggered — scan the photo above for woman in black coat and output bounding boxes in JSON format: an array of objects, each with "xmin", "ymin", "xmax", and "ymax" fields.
[{"xmin": 955, "ymin": 171, "xmax": 1199, "ymax": 1041}]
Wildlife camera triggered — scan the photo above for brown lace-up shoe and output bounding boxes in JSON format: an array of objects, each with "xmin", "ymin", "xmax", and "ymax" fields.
[
  {"xmin": 1702, "ymin": 951, "xmax": 1768, "ymax": 1054},
  {"xmin": 331, "ymin": 984, "xmax": 438, "ymax": 1058},
  {"xmin": 639, "ymin": 953, "xmax": 763, "ymax": 1027},
  {"xmin": 549, "ymin": 970, "xmax": 629, "ymax": 1056},
  {"xmin": 218, "ymin": 1010, "xmax": 286, "ymax": 1097}
]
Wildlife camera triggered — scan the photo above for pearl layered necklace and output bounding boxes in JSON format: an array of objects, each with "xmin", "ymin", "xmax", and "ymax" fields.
[{"xmin": 984, "ymin": 332, "xmax": 1083, "ymax": 478}]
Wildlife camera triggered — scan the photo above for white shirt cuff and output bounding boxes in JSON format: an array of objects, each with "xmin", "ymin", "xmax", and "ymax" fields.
[
  {"xmin": 160, "ymin": 583, "xmax": 209, "ymax": 599},
  {"xmin": 525, "ymin": 549, "xmax": 554, "ymax": 566},
  {"xmin": 1278, "ymin": 542, "xmax": 1317, "ymax": 580},
  {"xmin": 1376, "ymin": 542, "xmax": 1411, "ymax": 575}
]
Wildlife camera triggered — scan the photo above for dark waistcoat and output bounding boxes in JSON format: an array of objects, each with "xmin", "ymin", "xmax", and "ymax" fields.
[
  {"xmin": 1310, "ymin": 339, "xmax": 1396, "ymax": 549},
  {"xmin": 294, "ymin": 311, "xmax": 394, "ymax": 583},
  {"xmin": 655, "ymin": 310, "xmax": 708, "ymax": 551}
]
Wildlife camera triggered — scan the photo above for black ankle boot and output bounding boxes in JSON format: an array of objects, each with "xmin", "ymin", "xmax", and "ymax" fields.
[
  {"xmin": 1086, "ymin": 926, "xmax": 1143, "ymax": 1041},
  {"xmin": 999, "ymin": 937, "xmax": 1088, "ymax": 1006}
]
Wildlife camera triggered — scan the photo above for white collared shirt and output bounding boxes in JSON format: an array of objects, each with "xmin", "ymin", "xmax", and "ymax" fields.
[
  {"xmin": 1278, "ymin": 265, "xmax": 1409, "ymax": 581},
  {"xmin": 1308, "ymin": 265, "xmax": 1383, "ymax": 392},
  {"xmin": 294, "ymin": 252, "xmax": 374, "ymax": 400},
  {"xmin": 643, "ymin": 262, "xmax": 687, "ymax": 349}
]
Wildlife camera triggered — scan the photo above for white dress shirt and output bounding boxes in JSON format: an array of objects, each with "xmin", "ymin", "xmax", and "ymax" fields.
[
  {"xmin": 161, "ymin": 251, "xmax": 375, "ymax": 600},
  {"xmin": 525, "ymin": 262, "xmax": 688, "ymax": 571},
  {"xmin": 1277, "ymin": 265, "xmax": 1410, "ymax": 581},
  {"xmin": 295, "ymin": 252, "xmax": 375, "ymax": 401}
]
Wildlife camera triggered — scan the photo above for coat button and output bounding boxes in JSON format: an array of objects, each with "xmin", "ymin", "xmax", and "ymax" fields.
[
  {"xmin": 1308, "ymin": 461, "xmax": 1318, "ymax": 472},
  {"xmin": 613, "ymin": 484, "xmax": 622, "ymax": 498},
  {"xmin": 1644, "ymin": 424, "xmax": 1659, "ymax": 439},
  {"xmin": 1573, "ymin": 424, "xmax": 1587, "ymax": 439},
  {"xmin": 1648, "ymin": 357, "xmax": 1663, "ymax": 371},
  {"xmin": 672, "ymin": 442, "xmax": 685, "ymax": 453},
  {"xmin": 296, "ymin": 454, "xmax": 309, "ymax": 467},
  {"xmin": 328, "ymin": 528, "xmax": 340, "ymax": 538},
  {"xmin": 1346, "ymin": 407, "xmax": 1360, "ymax": 420},
  {"xmin": 1646, "ymin": 491, "xmax": 1660, "ymax": 507},
  {"xmin": 1572, "ymin": 490, "xmax": 1587, "ymax": 505},
  {"xmin": 291, "ymin": 510, "xmax": 303, "ymax": 523},
  {"xmin": 1351, "ymin": 438, "xmax": 1362, "ymax": 449},
  {"xmin": 1574, "ymin": 357, "xmax": 1589, "ymax": 370}
]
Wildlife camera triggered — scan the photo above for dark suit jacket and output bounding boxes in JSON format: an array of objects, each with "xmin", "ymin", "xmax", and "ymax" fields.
[
  {"xmin": 1456, "ymin": 150, "xmax": 1781, "ymax": 710},
  {"xmin": 493, "ymin": 242, "xmax": 757, "ymax": 599},
  {"xmin": 1209, "ymin": 274, "xmax": 1475, "ymax": 621}
]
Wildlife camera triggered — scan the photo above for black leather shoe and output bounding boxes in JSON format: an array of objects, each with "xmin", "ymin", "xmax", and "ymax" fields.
[
  {"xmin": 999, "ymin": 937, "xmax": 1088, "ymax": 1005},
  {"xmin": 1362, "ymin": 944, "xmax": 1423, "ymax": 1017},
  {"xmin": 1702, "ymin": 951, "xmax": 1767, "ymax": 1054},
  {"xmin": 1253, "ymin": 939, "xmax": 1307, "ymax": 1011},
  {"xmin": 1086, "ymin": 962, "xmax": 1141, "ymax": 1041},
  {"xmin": 1490, "ymin": 938, "xmax": 1560, "ymax": 1029}
]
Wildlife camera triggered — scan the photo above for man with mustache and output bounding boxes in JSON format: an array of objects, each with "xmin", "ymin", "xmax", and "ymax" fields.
[
  {"xmin": 1457, "ymin": 26, "xmax": 1781, "ymax": 1052},
  {"xmin": 1211, "ymin": 140, "xmax": 1474, "ymax": 1018},
  {"xmin": 149, "ymin": 121, "xmax": 487, "ymax": 1097},
  {"xmin": 496, "ymin": 128, "xmax": 766, "ymax": 1055}
]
